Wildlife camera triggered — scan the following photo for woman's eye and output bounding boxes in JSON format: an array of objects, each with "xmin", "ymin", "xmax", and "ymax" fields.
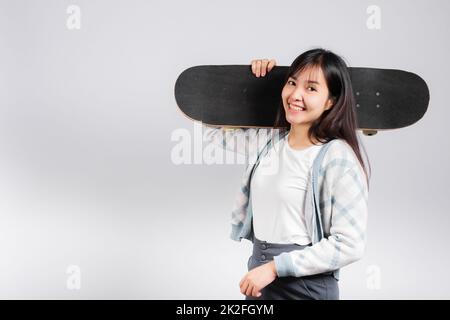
[{"xmin": 286, "ymin": 81, "xmax": 316, "ymax": 91}]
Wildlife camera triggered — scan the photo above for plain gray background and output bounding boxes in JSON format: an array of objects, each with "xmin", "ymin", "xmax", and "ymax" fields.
[{"xmin": 0, "ymin": 0, "xmax": 448, "ymax": 299}]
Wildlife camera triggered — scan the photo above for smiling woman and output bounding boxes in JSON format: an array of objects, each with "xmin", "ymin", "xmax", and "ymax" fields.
[
  {"xmin": 239, "ymin": 49, "xmax": 369, "ymax": 300},
  {"xmin": 235, "ymin": 48, "xmax": 371, "ymax": 300},
  {"xmin": 201, "ymin": 49, "xmax": 371, "ymax": 300}
]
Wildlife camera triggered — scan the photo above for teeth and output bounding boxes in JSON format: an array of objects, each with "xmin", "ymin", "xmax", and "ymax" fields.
[{"xmin": 289, "ymin": 104, "xmax": 305, "ymax": 111}]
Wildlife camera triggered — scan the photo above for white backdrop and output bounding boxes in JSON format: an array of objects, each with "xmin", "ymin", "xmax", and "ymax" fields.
[{"xmin": 0, "ymin": 0, "xmax": 448, "ymax": 299}]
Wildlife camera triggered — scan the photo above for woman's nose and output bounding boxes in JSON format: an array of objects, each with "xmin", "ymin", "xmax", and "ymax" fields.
[
  {"xmin": 288, "ymin": 95, "xmax": 303, "ymax": 104},
  {"xmin": 288, "ymin": 89, "xmax": 304, "ymax": 103}
]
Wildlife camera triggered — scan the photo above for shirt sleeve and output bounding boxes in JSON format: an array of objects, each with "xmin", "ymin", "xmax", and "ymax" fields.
[
  {"xmin": 201, "ymin": 122, "xmax": 274, "ymax": 157},
  {"xmin": 273, "ymin": 158, "xmax": 369, "ymax": 278}
]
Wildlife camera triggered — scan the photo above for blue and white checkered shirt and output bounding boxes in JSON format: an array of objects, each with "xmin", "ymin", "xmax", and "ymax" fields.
[{"xmin": 203, "ymin": 123, "xmax": 369, "ymax": 281}]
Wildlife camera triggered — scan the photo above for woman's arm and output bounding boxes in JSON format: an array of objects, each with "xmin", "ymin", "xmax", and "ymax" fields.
[
  {"xmin": 202, "ymin": 123, "xmax": 273, "ymax": 157},
  {"xmin": 273, "ymin": 154, "xmax": 369, "ymax": 277}
]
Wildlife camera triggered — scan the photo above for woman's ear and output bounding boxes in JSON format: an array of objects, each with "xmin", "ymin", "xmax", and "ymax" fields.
[{"xmin": 325, "ymin": 97, "xmax": 335, "ymax": 110}]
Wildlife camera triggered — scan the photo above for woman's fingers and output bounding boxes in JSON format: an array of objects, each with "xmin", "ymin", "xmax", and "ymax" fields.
[
  {"xmin": 267, "ymin": 59, "xmax": 276, "ymax": 72},
  {"xmin": 239, "ymin": 276, "xmax": 245, "ymax": 288},
  {"xmin": 240, "ymin": 279, "xmax": 249, "ymax": 295},
  {"xmin": 250, "ymin": 59, "xmax": 277, "ymax": 77},
  {"xmin": 260, "ymin": 59, "xmax": 269, "ymax": 76},
  {"xmin": 240, "ymin": 275, "xmax": 262, "ymax": 297},
  {"xmin": 251, "ymin": 60, "xmax": 256, "ymax": 75},
  {"xmin": 252, "ymin": 286, "xmax": 261, "ymax": 298},
  {"xmin": 255, "ymin": 60, "xmax": 261, "ymax": 77},
  {"xmin": 245, "ymin": 283, "xmax": 254, "ymax": 297}
]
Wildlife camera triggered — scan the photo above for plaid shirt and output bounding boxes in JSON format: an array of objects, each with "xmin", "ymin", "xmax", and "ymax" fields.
[{"xmin": 202, "ymin": 123, "xmax": 369, "ymax": 281}]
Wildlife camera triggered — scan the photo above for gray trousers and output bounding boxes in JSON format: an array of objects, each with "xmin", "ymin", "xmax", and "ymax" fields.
[{"xmin": 245, "ymin": 237, "xmax": 339, "ymax": 300}]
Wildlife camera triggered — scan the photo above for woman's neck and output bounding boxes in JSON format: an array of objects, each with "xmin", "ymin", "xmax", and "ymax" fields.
[{"xmin": 288, "ymin": 124, "xmax": 320, "ymax": 149}]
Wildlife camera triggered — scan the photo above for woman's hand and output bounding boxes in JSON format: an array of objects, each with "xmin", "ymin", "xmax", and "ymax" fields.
[
  {"xmin": 239, "ymin": 260, "xmax": 277, "ymax": 298},
  {"xmin": 251, "ymin": 59, "xmax": 277, "ymax": 77}
]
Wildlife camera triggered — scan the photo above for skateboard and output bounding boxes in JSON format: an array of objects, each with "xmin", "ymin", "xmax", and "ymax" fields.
[{"xmin": 174, "ymin": 65, "xmax": 429, "ymax": 136}]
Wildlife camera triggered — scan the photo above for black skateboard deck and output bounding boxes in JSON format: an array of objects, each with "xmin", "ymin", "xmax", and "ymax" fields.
[{"xmin": 174, "ymin": 65, "xmax": 429, "ymax": 136}]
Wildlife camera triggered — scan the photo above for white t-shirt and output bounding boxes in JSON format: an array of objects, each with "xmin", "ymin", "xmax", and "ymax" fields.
[{"xmin": 250, "ymin": 131, "xmax": 324, "ymax": 245}]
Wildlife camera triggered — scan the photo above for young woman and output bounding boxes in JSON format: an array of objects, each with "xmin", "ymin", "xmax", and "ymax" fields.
[{"xmin": 203, "ymin": 48, "xmax": 371, "ymax": 300}]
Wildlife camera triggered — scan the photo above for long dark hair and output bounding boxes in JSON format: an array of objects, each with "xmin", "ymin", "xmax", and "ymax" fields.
[{"xmin": 274, "ymin": 48, "xmax": 371, "ymax": 190}]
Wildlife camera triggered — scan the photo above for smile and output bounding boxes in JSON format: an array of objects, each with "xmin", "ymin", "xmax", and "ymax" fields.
[{"xmin": 288, "ymin": 103, "xmax": 306, "ymax": 111}]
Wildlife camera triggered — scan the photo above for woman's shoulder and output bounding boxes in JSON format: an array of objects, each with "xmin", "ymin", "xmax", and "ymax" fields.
[
  {"xmin": 324, "ymin": 138, "xmax": 352, "ymax": 153},
  {"xmin": 321, "ymin": 138, "xmax": 369, "ymax": 194},
  {"xmin": 321, "ymin": 138, "xmax": 360, "ymax": 172}
]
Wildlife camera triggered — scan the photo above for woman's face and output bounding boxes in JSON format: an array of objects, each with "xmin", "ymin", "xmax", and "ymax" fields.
[{"xmin": 281, "ymin": 65, "xmax": 334, "ymax": 126}]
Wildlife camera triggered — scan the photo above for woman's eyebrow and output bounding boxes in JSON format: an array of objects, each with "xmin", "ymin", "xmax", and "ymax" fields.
[{"xmin": 290, "ymin": 76, "xmax": 320, "ymax": 85}]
